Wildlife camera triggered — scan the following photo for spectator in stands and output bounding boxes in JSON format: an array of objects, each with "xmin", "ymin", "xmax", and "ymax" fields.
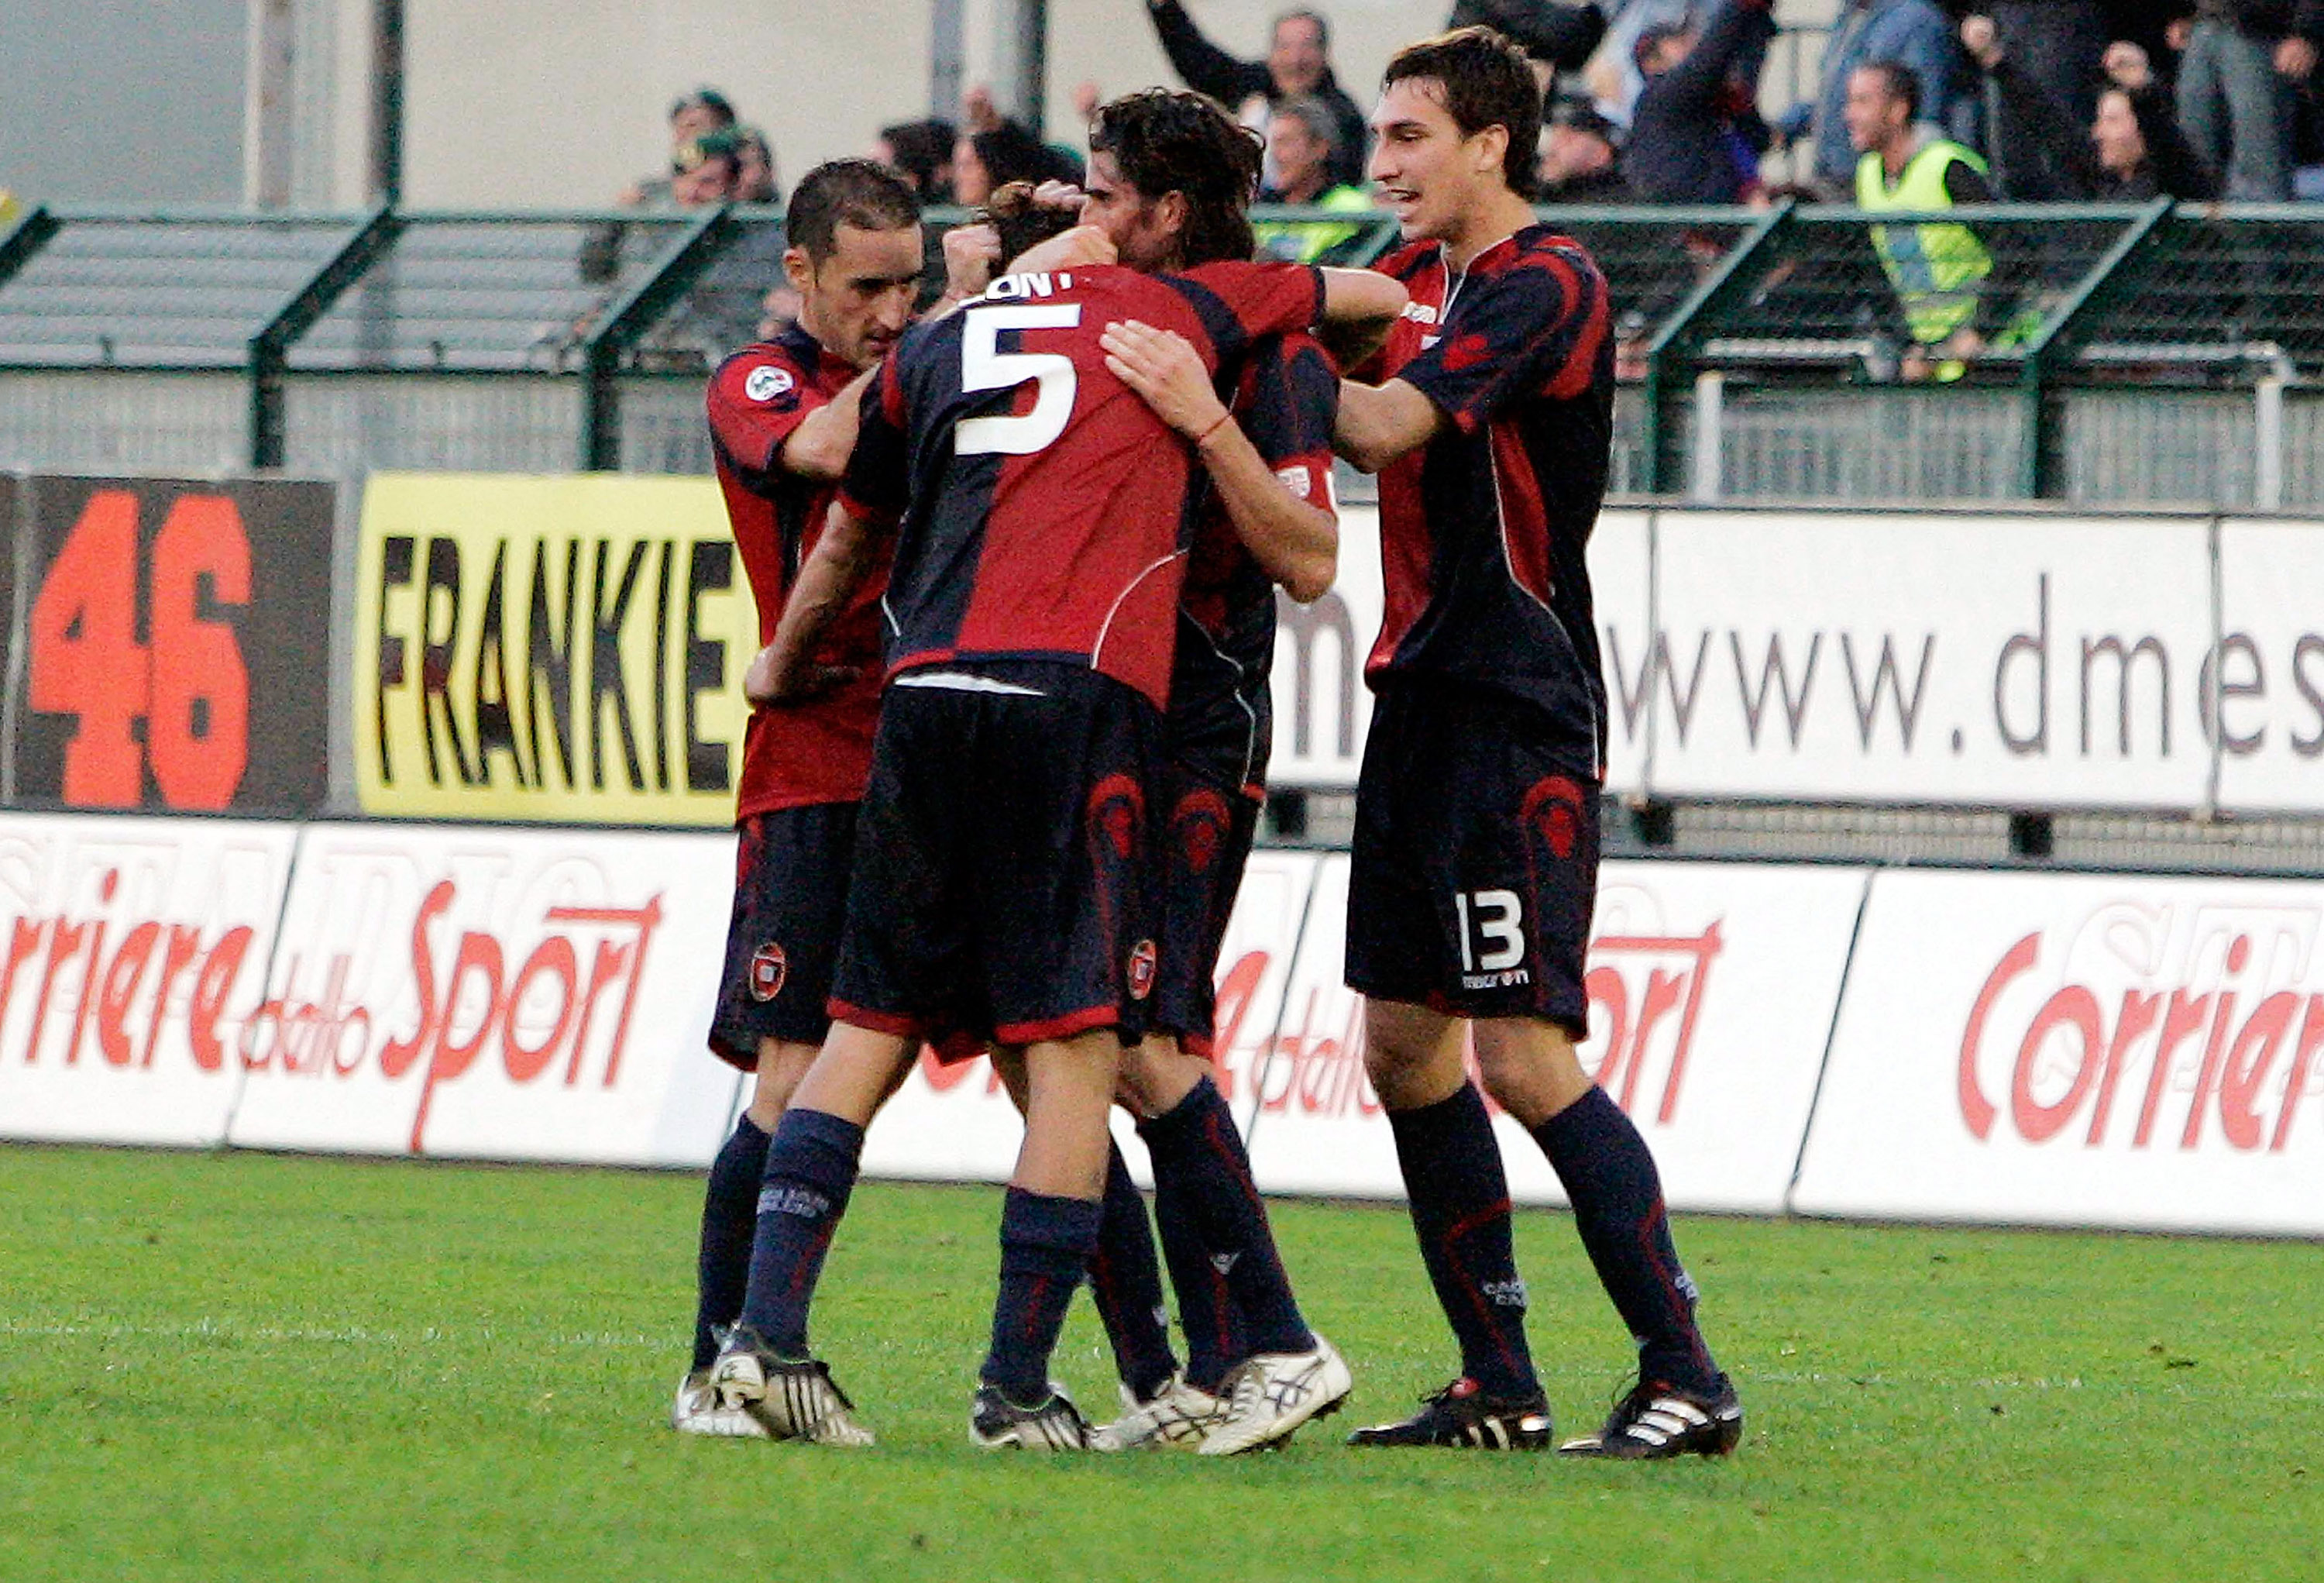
[
  {"xmin": 1847, "ymin": 60, "xmax": 2010, "ymax": 381},
  {"xmin": 1983, "ymin": 3, "xmax": 2113, "ymax": 128},
  {"xmin": 953, "ymin": 119, "xmax": 1081, "ymax": 208},
  {"xmin": 733, "ymin": 128, "xmax": 779, "ymax": 204},
  {"xmin": 1140, "ymin": 2, "xmax": 1369, "ymax": 188},
  {"xmin": 1784, "ymin": 0, "xmax": 1970, "ymax": 197},
  {"xmin": 581, "ymin": 129, "xmax": 743, "ymax": 283},
  {"xmin": 1589, "ymin": 0, "xmax": 1762, "ymax": 127},
  {"xmin": 1624, "ymin": 1, "xmax": 1779, "ymax": 204},
  {"xmin": 614, "ymin": 88, "xmax": 739, "ymax": 208},
  {"xmin": 1962, "ymin": 19, "xmax": 2223, "ymax": 196},
  {"xmin": 1538, "ymin": 98, "xmax": 1632, "ymax": 201},
  {"xmin": 1254, "ymin": 95, "xmax": 1375, "ymax": 262},
  {"xmin": 2174, "ymin": 1, "xmax": 2324, "ymax": 198},
  {"xmin": 875, "ymin": 119, "xmax": 957, "ymax": 203}
]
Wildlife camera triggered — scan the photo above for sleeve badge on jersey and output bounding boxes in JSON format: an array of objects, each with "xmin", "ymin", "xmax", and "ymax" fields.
[
  {"xmin": 1274, "ymin": 464, "xmax": 1312, "ymax": 500},
  {"xmin": 744, "ymin": 364, "xmax": 796, "ymax": 403}
]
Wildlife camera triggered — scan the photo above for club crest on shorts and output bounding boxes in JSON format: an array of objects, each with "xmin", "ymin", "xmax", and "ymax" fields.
[
  {"xmin": 748, "ymin": 941, "xmax": 789, "ymax": 1002},
  {"xmin": 1127, "ymin": 939, "xmax": 1158, "ymax": 999},
  {"xmin": 744, "ymin": 364, "xmax": 795, "ymax": 403},
  {"xmin": 1521, "ymin": 775, "xmax": 1588, "ymax": 862}
]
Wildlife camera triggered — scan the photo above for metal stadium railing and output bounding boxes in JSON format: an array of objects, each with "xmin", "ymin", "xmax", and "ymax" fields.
[{"xmin": 2, "ymin": 198, "xmax": 2321, "ymax": 508}]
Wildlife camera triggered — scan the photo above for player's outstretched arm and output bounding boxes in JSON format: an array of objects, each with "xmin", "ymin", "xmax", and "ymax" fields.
[
  {"xmin": 1315, "ymin": 267, "xmax": 1408, "ymax": 330},
  {"xmin": 745, "ymin": 499, "xmax": 887, "ymax": 704},
  {"xmin": 1102, "ymin": 319, "xmax": 1336, "ymax": 603},
  {"xmin": 1333, "ymin": 377, "xmax": 1445, "ymax": 474}
]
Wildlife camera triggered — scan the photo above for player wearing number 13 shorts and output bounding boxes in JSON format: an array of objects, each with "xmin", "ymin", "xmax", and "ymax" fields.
[{"xmin": 1332, "ymin": 27, "xmax": 1740, "ymax": 1459}]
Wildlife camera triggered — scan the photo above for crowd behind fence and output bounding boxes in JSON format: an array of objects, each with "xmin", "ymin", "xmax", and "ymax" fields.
[{"xmin": 2, "ymin": 198, "xmax": 2321, "ymax": 511}]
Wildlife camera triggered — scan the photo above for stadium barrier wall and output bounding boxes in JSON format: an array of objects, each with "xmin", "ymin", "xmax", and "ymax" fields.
[
  {"xmin": 2, "ymin": 468, "xmax": 2320, "ymax": 824},
  {"xmin": 11, "ymin": 807, "xmax": 2317, "ymax": 1238}
]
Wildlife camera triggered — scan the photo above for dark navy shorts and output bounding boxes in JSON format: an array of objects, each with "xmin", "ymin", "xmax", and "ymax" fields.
[
  {"xmin": 829, "ymin": 662, "xmax": 1163, "ymax": 1049},
  {"xmin": 1346, "ymin": 682, "xmax": 1598, "ymax": 1034},
  {"xmin": 1148, "ymin": 759, "xmax": 1263, "ymax": 1058},
  {"xmin": 710, "ymin": 802, "xmax": 858, "ymax": 1069}
]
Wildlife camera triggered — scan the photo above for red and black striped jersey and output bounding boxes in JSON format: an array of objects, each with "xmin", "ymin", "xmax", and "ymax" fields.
[
  {"xmin": 1170, "ymin": 330, "xmax": 1340, "ymax": 797},
  {"xmin": 1367, "ymin": 225, "xmax": 1614, "ymax": 776},
  {"xmin": 839, "ymin": 260, "xmax": 1325, "ymax": 711},
  {"xmin": 707, "ymin": 324, "xmax": 891, "ymax": 817}
]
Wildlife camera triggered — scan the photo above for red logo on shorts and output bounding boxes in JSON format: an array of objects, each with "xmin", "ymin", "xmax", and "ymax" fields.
[
  {"xmin": 1174, "ymin": 789, "xmax": 1232, "ymax": 876},
  {"xmin": 748, "ymin": 942, "xmax": 788, "ymax": 1003},
  {"xmin": 1521, "ymin": 775, "xmax": 1588, "ymax": 861},
  {"xmin": 1089, "ymin": 773, "xmax": 1146, "ymax": 860},
  {"xmin": 1127, "ymin": 939, "xmax": 1158, "ymax": 1000}
]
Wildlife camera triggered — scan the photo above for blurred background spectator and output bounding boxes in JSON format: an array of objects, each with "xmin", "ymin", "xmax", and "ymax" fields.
[
  {"xmin": 732, "ymin": 127, "xmax": 779, "ymax": 203},
  {"xmin": 874, "ymin": 119, "xmax": 957, "ymax": 204},
  {"xmin": 952, "ymin": 117, "xmax": 1081, "ymax": 207},
  {"xmin": 1538, "ymin": 97, "xmax": 1631, "ymax": 200},
  {"xmin": 2174, "ymin": 0, "xmax": 2323, "ymax": 198},
  {"xmin": 1255, "ymin": 95, "xmax": 1375, "ymax": 260},
  {"xmin": 1140, "ymin": 2, "xmax": 1369, "ymax": 188},
  {"xmin": 1963, "ymin": 19, "xmax": 2220, "ymax": 197},
  {"xmin": 1982, "ymin": 2, "xmax": 2113, "ymax": 130},
  {"xmin": 1784, "ymin": 0, "xmax": 1970, "ymax": 198},
  {"xmin": 614, "ymin": 87, "xmax": 738, "ymax": 209},
  {"xmin": 1624, "ymin": 0, "xmax": 1777, "ymax": 204}
]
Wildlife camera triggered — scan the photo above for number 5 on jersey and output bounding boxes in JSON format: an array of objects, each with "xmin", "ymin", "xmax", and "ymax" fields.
[
  {"xmin": 956, "ymin": 304, "xmax": 1083, "ymax": 457},
  {"xmin": 1453, "ymin": 889, "xmax": 1526, "ymax": 974}
]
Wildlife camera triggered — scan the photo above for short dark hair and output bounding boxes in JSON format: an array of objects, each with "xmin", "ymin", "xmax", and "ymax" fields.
[
  {"xmin": 669, "ymin": 88, "xmax": 735, "ymax": 127},
  {"xmin": 981, "ymin": 181, "xmax": 1081, "ymax": 264},
  {"xmin": 1383, "ymin": 26, "xmax": 1542, "ymax": 198},
  {"xmin": 1089, "ymin": 88, "xmax": 1263, "ymax": 267},
  {"xmin": 785, "ymin": 158, "xmax": 920, "ymax": 264},
  {"xmin": 878, "ymin": 118, "xmax": 957, "ymax": 192},
  {"xmin": 971, "ymin": 120, "xmax": 1081, "ymax": 190},
  {"xmin": 1857, "ymin": 58, "xmax": 1921, "ymax": 122}
]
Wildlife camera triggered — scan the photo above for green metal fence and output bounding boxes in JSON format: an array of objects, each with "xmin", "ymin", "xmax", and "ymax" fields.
[{"xmin": 1, "ymin": 198, "xmax": 2319, "ymax": 506}]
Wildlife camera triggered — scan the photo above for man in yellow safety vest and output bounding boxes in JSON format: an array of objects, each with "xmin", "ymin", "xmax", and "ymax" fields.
[{"xmin": 1844, "ymin": 58, "xmax": 2007, "ymax": 382}]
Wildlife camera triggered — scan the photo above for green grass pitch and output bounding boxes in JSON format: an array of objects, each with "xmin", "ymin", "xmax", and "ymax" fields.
[{"xmin": 1, "ymin": 1146, "xmax": 2318, "ymax": 1582}]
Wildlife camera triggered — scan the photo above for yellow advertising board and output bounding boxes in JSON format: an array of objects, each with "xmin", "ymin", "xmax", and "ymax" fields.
[{"xmin": 353, "ymin": 472, "xmax": 758, "ymax": 824}]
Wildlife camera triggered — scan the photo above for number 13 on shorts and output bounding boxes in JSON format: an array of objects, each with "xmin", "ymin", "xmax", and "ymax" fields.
[{"xmin": 1453, "ymin": 888, "xmax": 1527, "ymax": 977}]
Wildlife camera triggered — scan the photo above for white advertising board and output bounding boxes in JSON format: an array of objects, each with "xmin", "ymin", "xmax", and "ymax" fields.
[
  {"xmin": 226, "ymin": 822, "xmax": 739, "ymax": 1166},
  {"xmin": 1240, "ymin": 857, "xmax": 1868, "ymax": 1214},
  {"xmin": 1267, "ymin": 505, "xmax": 1650, "ymax": 794},
  {"xmin": 1794, "ymin": 869, "xmax": 2324, "ymax": 1235},
  {"xmin": 1643, "ymin": 511, "xmax": 2217, "ymax": 807},
  {"xmin": 858, "ymin": 852, "xmax": 1323, "ymax": 1187},
  {"xmin": 0, "ymin": 813, "xmax": 296, "ymax": 1147},
  {"xmin": 2213, "ymin": 518, "xmax": 2324, "ymax": 815}
]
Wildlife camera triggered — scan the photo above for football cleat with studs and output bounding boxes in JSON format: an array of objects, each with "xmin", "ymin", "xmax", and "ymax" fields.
[
  {"xmin": 969, "ymin": 1382, "xmax": 1095, "ymax": 1451},
  {"xmin": 1557, "ymin": 1375, "xmax": 1744, "ymax": 1460},
  {"xmin": 670, "ymin": 1368, "xmax": 761, "ymax": 1437},
  {"xmin": 1199, "ymin": 1333, "xmax": 1354, "ymax": 1456},
  {"xmin": 1346, "ymin": 1376, "xmax": 1553, "ymax": 1450},
  {"xmin": 708, "ymin": 1330, "xmax": 875, "ymax": 1447},
  {"xmin": 1088, "ymin": 1374, "xmax": 1228, "ymax": 1451}
]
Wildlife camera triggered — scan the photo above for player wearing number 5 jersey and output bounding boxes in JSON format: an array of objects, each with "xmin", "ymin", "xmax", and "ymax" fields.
[
  {"xmin": 1332, "ymin": 28, "xmax": 1740, "ymax": 1459},
  {"xmin": 706, "ymin": 200, "xmax": 1407, "ymax": 1447}
]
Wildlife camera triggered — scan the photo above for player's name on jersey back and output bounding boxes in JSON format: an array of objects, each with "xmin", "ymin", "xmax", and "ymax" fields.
[{"xmin": 352, "ymin": 473, "xmax": 757, "ymax": 825}]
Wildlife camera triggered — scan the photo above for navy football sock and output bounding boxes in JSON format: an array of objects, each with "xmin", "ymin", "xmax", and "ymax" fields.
[
  {"xmin": 983, "ymin": 1189, "xmax": 1103, "ymax": 1402},
  {"xmin": 1151, "ymin": 1151, "xmax": 1242, "ymax": 1392},
  {"xmin": 1532, "ymin": 1086, "xmax": 1720, "ymax": 1396},
  {"xmin": 1140, "ymin": 1077, "xmax": 1314, "ymax": 1363},
  {"xmin": 734, "ymin": 1107, "xmax": 865, "ymax": 1358},
  {"xmin": 1387, "ymin": 1083, "xmax": 1538, "ymax": 1400},
  {"xmin": 1088, "ymin": 1142, "xmax": 1181, "ymax": 1401},
  {"xmin": 690, "ymin": 1113, "xmax": 772, "ymax": 1371}
]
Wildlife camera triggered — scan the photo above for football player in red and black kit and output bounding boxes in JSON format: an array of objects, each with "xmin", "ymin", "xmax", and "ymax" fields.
[
  {"xmin": 1057, "ymin": 93, "xmax": 1356, "ymax": 1457},
  {"xmin": 1330, "ymin": 29, "xmax": 1742, "ymax": 1457},
  {"xmin": 672, "ymin": 159, "xmax": 931, "ymax": 1436},
  {"xmin": 706, "ymin": 134, "xmax": 1405, "ymax": 1447}
]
